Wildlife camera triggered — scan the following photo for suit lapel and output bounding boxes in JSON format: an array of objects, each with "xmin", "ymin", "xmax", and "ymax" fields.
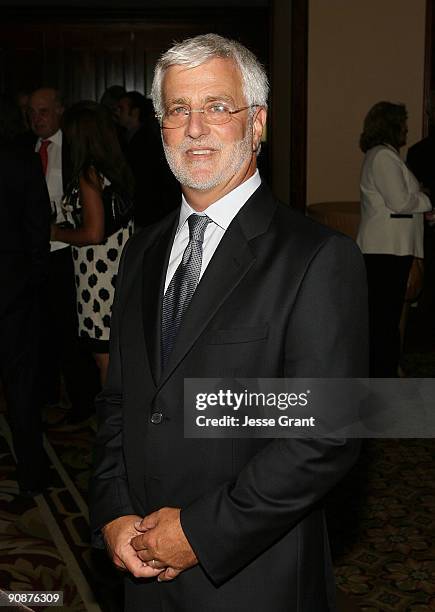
[
  {"xmin": 142, "ymin": 214, "xmax": 178, "ymax": 385},
  {"xmin": 159, "ymin": 183, "xmax": 277, "ymax": 387}
]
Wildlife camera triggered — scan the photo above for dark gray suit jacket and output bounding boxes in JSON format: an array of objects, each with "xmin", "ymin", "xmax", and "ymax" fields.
[{"xmin": 91, "ymin": 183, "xmax": 368, "ymax": 612}]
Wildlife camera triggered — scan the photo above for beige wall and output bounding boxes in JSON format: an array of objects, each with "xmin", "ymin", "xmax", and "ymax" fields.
[{"xmin": 307, "ymin": 0, "xmax": 427, "ymax": 205}]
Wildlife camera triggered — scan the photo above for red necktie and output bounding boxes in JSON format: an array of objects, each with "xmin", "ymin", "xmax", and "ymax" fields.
[{"xmin": 39, "ymin": 139, "xmax": 51, "ymax": 175}]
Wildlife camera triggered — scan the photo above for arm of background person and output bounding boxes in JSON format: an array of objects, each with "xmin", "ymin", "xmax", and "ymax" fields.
[
  {"xmin": 372, "ymin": 147, "xmax": 431, "ymax": 214},
  {"xmin": 179, "ymin": 234, "xmax": 367, "ymax": 586},
  {"xmin": 52, "ymin": 173, "xmax": 105, "ymax": 246}
]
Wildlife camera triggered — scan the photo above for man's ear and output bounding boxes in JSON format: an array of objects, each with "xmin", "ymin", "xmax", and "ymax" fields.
[{"xmin": 252, "ymin": 107, "xmax": 267, "ymax": 152}]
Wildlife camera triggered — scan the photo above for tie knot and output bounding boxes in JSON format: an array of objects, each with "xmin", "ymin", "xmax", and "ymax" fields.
[
  {"xmin": 40, "ymin": 139, "xmax": 51, "ymax": 151},
  {"xmin": 188, "ymin": 214, "xmax": 210, "ymax": 243}
]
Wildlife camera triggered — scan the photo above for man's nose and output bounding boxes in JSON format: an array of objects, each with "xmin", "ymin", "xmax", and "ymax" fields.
[{"xmin": 185, "ymin": 110, "xmax": 210, "ymax": 139}]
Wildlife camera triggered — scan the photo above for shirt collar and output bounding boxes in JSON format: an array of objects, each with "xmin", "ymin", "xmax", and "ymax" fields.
[
  {"xmin": 38, "ymin": 129, "xmax": 62, "ymax": 147},
  {"xmin": 177, "ymin": 170, "xmax": 261, "ymax": 234}
]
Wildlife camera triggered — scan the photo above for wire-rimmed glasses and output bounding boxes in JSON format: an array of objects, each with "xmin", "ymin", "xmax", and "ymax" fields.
[{"xmin": 156, "ymin": 101, "xmax": 258, "ymax": 129}]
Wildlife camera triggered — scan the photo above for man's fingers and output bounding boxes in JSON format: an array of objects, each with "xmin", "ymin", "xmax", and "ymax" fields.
[
  {"xmin": 124, "ymin": 552, "xmax": 163, "ymax": 579},
  {"xmin": 142, "ymin": 558, "xmax": 166, "ymax": 571},
  {"xmin": 131, "ymin": 565, "xmax": 163, "ymax": 579},
  {"xmin": 115, "ymin": 546, "xmax": 169, "ymax": 578},
  {"xmin": 157, "ymin": 567, "xmax": 181, "ymax": 582},
  {"xmin": 113, "ymin": 558, "xmax": 128, "ymax": 571},
  {"xmin": 130, "ymin": 533, "xmax": 150, "ymax": 552},
  {"xmin": 136, "ymin": 549, "xmax": 154, "ymax": 563},
  {"xmin": 135, "ymin": 550, "xmax": 166, "ymax": 569},
  {"xmin": 135, "ymin": 511, "xmax": 159, "ymax": 531},
  {"xmin": 135, "ymin": 518, "xmax": 157, "ymax": 531},
  {"xmin": 101, "ymin": 514, "xmax": 168, "ymax": 579}
]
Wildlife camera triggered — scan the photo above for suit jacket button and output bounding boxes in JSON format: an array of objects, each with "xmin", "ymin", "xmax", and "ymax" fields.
[{"xmin": 150, "ymin": 412, "xmax": 163, "ymax": 424}]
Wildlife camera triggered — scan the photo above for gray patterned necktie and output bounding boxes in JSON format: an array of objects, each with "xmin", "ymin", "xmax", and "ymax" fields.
[{"xmin": 162, "ymin": 214, "xmax": 211, "ymax": 367}]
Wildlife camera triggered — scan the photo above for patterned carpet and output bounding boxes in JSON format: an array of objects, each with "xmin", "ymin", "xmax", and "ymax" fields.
[
  {"xmin": 0, "ymin": 403, "xmax": 122, "ymax": 612},
  {"xmin": 1, "ymin": 354, "xmax": 435, "ymax": 611},
  {"xmin": 332, "ymin": 438, "xmax": 435, "ymax": 611}
]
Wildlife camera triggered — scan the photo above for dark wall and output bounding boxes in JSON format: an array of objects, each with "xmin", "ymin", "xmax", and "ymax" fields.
[
  {"xmin": 0, "ymin": 3, "xmax": 274, "ymax": 185},
  {"xmin": 0, "ymin": 7, "xmax": 269, "ymax": 103},
  {"xmin": 0, "ymin": 0, "xmax": 267, "ymax": 5}
]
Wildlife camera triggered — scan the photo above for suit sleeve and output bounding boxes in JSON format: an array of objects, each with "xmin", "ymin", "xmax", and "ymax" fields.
[
  {"xmin": 23, "ymin": 154, "xmax": 51, "ymax": 291},
  {"xmin": 180, "ymin": 234, "xmax": 368, "ymax": 585},
  {"xmin": 89, "ymin": 239, "xmax": 136, "ymax": 546}
]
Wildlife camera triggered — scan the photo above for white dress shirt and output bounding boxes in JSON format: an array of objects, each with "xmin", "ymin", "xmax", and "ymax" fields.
[
  {"xmin": 164, "ymin": 170, "xmax": 261, "ymax": 293},
  {"xmin": 35, "ymin": 129, "xmax": 68, "ymax": 252},
  {"xmin": 357, "ymin": 144, "xmax": 431, "ymax": 258}
]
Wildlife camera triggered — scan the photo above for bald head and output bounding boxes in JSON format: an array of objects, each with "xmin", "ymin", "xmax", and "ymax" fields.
[{"xmin": 29, "ymin": 88, "xmax": 64, "ymax": 139}]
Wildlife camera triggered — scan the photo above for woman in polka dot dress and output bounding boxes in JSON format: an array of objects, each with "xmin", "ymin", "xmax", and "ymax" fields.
[{"xmin": 51, "ymin": 101, "xmax": 134, "ymax": 384}]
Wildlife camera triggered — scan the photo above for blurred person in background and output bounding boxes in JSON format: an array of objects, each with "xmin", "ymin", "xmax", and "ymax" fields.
[
  {"xmin": 100, "ymin": 84, "xmax": 126, "ymax": 125},
  {"xmin": 406, "ymin": 95, "xmax": 435, "ymax": 345},
  {"xmin": 357, "ymin": 101, "xmax": 431, "ymax": 376},
  {"xmin": 407, "ymin": 93, "xmax": 435, "ymax": 205},
  {"xmin": 27, "ymin": 87, "xmax": 99, "ymax": 423},
  {"xmin": 0, "ymin": 95, "xmax": 50, "ymax": 495},
  {"xmin": 117, "ymin": 90, "xmax": 180, "ymax": 229},
  {"xmin": 15, "ymin": 90, "xmax": 30, "ymax": 130},
  {"xmin": 53, "ymin": 101, "xmax": 134, "ymax": 385}
]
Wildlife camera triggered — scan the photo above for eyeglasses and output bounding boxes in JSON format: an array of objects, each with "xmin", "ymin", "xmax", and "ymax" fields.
[{"xmin": 156, "ymin": 101, "xmax": 258, "ymax": 129}]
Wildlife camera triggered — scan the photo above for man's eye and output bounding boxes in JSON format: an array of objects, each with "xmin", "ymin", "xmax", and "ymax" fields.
[
  {"xmin": 207, "ymin": 103, "xmax": 229, "ymax": 114},
  {"xmin": 168, "ymin": 106, "xmax": 189, "ymax": 116}
]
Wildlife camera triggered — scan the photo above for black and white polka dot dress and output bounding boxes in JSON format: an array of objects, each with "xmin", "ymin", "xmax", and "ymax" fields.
[
  {"xmin": 72, "ymin": 223, "xmax": 133, "ymax": 343},
  {"xmin": 64, "ymin": 176, "xmax": 134, "ymax": 346}
]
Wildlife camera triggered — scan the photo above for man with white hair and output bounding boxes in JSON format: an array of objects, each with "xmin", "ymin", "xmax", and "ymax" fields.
[{"xmin": 91, "ymin": 34, "xmax": 367, "ymax": 611}]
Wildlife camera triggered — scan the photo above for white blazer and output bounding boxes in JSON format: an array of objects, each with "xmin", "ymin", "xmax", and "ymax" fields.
[{"xmin": 357, "ymin": 144, "xmax": 431, "ymax": 257}]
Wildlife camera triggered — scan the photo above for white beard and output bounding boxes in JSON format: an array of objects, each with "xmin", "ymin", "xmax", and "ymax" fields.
[{"xmin": 162, "ymin": 122, "xmax": 253, "ymax": 191}]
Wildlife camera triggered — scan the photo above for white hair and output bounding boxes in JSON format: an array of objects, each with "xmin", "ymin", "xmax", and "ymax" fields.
[{"xmin": 151, "ymin": 33, "xmax": 269, "ymax": 116}]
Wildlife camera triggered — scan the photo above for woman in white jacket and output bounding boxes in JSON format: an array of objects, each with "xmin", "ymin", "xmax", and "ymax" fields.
[{"xmin": 357, "ymin": 101, "xmax": 431, "ymax": 376}]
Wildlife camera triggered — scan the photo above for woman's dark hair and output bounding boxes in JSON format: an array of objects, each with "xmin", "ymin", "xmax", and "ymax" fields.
[
  {"xmin": 62, "ymin": 100, "xmax": 133, "ymax": 195},
  {"xmin": 0, "ymin": 95, "xmax": 25, "ymax": 144},
  {"xmin": 359, "ymin": 101, "xmax": 407, "ymax": 153}
]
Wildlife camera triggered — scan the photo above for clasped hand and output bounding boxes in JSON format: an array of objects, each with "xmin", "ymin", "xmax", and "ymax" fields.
[{"xmin": 102, "ymin": 507, "xmax": 197, "ymax": 582}]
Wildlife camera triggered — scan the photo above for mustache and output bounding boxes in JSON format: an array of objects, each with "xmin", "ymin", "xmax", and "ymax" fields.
[{"xmin": 166, "ymin": 138, "xmax": 225, "ymax": 153}]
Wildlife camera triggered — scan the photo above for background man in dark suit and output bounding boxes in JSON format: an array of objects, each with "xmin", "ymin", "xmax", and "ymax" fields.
[
  {"xmin": 407, "ymin": 96, "xmax": 435, "ymax": 204},
  {"xmin": 91, "ymin": 34, "xmax": 368, "ymax": 611},
  {"xmin": 117, "ymin": 90, "xmax": 180, "ymax": 229},
  {"xmin": 0, "ymin": 95, "xmax": 51, "ymax": 494},
  {"xmin": 27, "ymin": 87, "xmax": 98, "ymax": 422},
  {"xmin": 407, "ymin": 100, "xmax": 435, "ymax": 343}
]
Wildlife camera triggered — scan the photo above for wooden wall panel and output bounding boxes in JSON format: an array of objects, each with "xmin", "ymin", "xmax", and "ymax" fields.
[
  {"xmin": 133, "ymin": 32, "xmax": 146, "ymax": 95},
  {"xmin": 0, "ymin": 10, "xmax": 271, "ymax": 179},
  {"xmin": 0, "ymin": 13, "xmax": 269, "ymax": 103},
  {"xmin": 0, "ymin": 28, "xmax": 44, "ymax": 93}
]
